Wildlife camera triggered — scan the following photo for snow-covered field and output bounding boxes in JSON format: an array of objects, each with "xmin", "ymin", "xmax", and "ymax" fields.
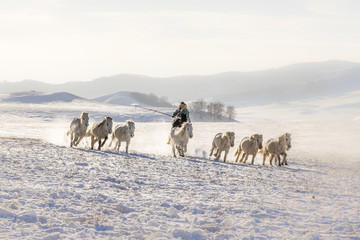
[{"xmin": 0, "ymin": 101, "xmax": 360, "ymax": 239}]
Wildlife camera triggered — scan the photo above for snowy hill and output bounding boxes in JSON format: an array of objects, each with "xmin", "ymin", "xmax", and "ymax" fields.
[
  {"xmin": 93, "ymin": 91, "xmax": 173, "ymax": 107},
  {"xmin": 1, "ymin": 60, "xmax": 360, "ymax": 105},
  {"xmin": 0, "ymin": 91, "xmax": 84, "ymax": 104},
  {"xmin": 93, "ymin": 91, "xmax": 140, "ymax": 106}
]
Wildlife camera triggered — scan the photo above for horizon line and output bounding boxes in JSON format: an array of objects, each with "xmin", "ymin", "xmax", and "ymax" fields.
[{"xmin": 1, "ymin": 59, "xmax": 358, "ymax": 84}]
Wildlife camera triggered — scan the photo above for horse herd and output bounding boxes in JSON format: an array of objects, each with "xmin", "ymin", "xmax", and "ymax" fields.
[{"xmin": 67, "ymin": 112, "xmax": 292, "ymax": 166}]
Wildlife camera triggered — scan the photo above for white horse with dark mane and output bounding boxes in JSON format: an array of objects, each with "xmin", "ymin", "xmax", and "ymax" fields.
[
  {"xmin": 86, "ymin": 116, "xmax": 113, "ymax": 150},
  {"xmin": 109, "ymin": 120, "xmax": 135, "ymax": 153},
  {"xmin": 262, "ymin": 133, "xmax": 292, "ymax": 166},
  {"xmin": 169, "ymin": 122, "xmax": 193, "ymax": 157},
  {"xmin": 67, "ymin": 112, "xmax": 89, "ymax": 147}
]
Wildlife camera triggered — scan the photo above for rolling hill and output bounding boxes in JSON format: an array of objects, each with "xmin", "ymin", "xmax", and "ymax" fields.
[
  {"xmin": 93, "ymin": 91, "xmax": 173, "ymax": 107},
  {"xmin": 0, "ymin": 91, "xmax": 84, "ymax": 104}
]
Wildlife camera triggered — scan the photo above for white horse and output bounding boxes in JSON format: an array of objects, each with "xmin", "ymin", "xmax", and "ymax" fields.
[
  {"xmin": 209, "ymin": 131, "xmax": 235, "ymax": 162},
  {"xmin": 86, "ymin": 116, "xmax": 113, "ymax": 150},
  {"xmin": 234, "ymin": 133, "xmax": 263, "ymax": 164},
  {"xmin": 169, "ymin": 122, "xmax": 193, "ymax": 157},
  {"xmin": 66, "ymin": 112, "xmax": 89, "ymax": 147},
  {"xmin": 109, "ymin": 120, "xmax": 135, "ymax": 153},
  {"xmin": 262, "ymin": 133, "xmax": 292, "ymax": 166}
]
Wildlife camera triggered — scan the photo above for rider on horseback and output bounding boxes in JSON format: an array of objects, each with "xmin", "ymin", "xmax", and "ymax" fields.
[
  {"xmin": 171, "ymin": 101, "xmax": 190, "ymax": 128},
  {"xmin": 167, "ymin": 102, "xmax": 190, "ymax": 145}
]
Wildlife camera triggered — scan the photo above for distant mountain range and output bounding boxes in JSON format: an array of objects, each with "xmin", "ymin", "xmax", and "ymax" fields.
[
  {"xmin": 0, "ymin": 91, "xmax": 84, "ymax": 104},
  {"xmin": 0, "ymin": 91, "xmax": 173, "ymax": 107},
  {"xmin": 1, "ymin": 60, "xmax": 360, "ymax": 106}
]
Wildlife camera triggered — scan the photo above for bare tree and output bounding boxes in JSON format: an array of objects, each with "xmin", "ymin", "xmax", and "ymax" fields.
[
  {"xmin": 226, "ymin": 105, "xmax": 237, "ymax": 119},
  {"xmin": 189, "ymin": 99, "xmax": 207, "ymax": 113},
  {"xmin": 207, "ymin": 101, "xmax": 225, "ymax": 119},
  {"xmin": 206, "ymin": 102, "xmax": 217, "ymax": 116},
  {"xmin": 213, "ymin": 101, "xmax": 225, "ymax": 117}
]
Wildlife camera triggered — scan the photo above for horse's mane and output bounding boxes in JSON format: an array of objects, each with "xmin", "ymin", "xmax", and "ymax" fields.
[
  {"xmin": 174, "ymin": 122, "xmax": 189, "ymax": 136},
  {"xmin": 222, "ymin": 132, "xmax": 230, "ymax": 140},
  {"xmin": 126, "ymin": 120, "xmax": 135, "ymax": 126},
  {"xmin": 277, "ymin": 132, "xmax": 290, "ymax": 144},
  {"xmin": 221, "ymin": 133, "xmax": 230, "ymax": 147},
  {"xmin": 97, "ymin": 118, "xmax": 106, "ymax": 127},
  {"xmin": 97, "ymin": 117, "xmax": 111, "ymax": 128}
]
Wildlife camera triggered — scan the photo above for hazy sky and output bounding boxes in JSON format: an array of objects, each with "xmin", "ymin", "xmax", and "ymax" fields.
[{"xmin": 1, "ymin": 0, "xmax": 360, "ymax": 83}]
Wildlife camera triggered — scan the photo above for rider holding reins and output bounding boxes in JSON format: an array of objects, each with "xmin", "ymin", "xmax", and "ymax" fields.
[{"xmin": 171, "ymin": 101, "xmax": 190, "ymax": 128}]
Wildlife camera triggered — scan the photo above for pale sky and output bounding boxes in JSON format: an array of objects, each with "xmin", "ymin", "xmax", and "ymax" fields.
[{"xmin": 1, "ymin": 0, "xmax": 360, "ymax": 83}]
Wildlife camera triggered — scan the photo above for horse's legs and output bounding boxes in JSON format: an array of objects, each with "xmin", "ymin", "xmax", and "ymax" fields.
[
  {"xmin": 209, "ymin": 144, "xmax": 215, "ymax": 156},
  {"xmin": 216, "ymin": 150, "xmax": 221, "ymax": 160},
  {"xmin": 117, "ymin": 140, "xmax": 121, "ymax": 152},
  {"xmin": 74, "ymin": 135, "xmax": 84, "ymax": 147},
  {"xmin": 73, "ymin": 135, "xmax": 79, "ymax": 146},
  {"xmin": 101, "ymin": 136, "xmax": 108, "ymax": 147},
  {"xmin": 215, "ymin": 148, "xmax": 220, "ymax": 157},
  {"xmin": 125, "ymin": 140, "xmax": 129, "ymax": 153},
  {"xmin": 91, "ymin": 136, "xmax": 95, "ymax": 150},
  {"xmin": 269, "ymin": 155, "xmax": 274, "ymax": 166},
  {"xmin": 276, "ymin": 154, "xmax": 281, "ymax": 166},
  {"xmin": 180, "ymin": 145, "xmax": 185, "ymax": 157},
  {"xmin": 184, "ymin": 144, "xmax": 187, "ymax": 153},
  {"xmin": 73, "ymin": 133, "xmax": 79, "ymax": 146},
  {"xmin": 274, "ymin": 156, "xmax": 278, "ymax": 166},
  {"xmin": 239, "ymin": 153, "xmax": 246, "ymax": 163},
  {"xmin": 172, "ymin": 143, "xmax": 176, "ymax": 157},
  {"xmin": 98, "ymin": 138, "xmax": 102, "ymax": 150},
  {"xmin": 243, "ymin": 154, "xmax": 250, "ymax": 163},
  {"xmin": 70, "ymin": 132, "xmax": 74, "ymax": 147},
  {"xmin": 224, "ymin": 150, "xmax": 229, "ymax": 162},
  {"xmin": 251, "ymin": 153, "xmax": 257, "ymax": 165},
  {"xmin": 262, "ymin": 153, "xmax": 267, "ymax": 166},
  {"xmin": 281, "ymin": 152, "xmax": 288, "ymax": 165},
  {"xmin": 235, "ymin": 148, "xmax": 242, "ymax": 162},
  {"xmin": 177, "ymin": 145, "xmax": 184, "ymax": 157}
]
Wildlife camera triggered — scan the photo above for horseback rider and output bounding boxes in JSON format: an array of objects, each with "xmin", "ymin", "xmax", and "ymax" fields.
[{"xmin": 171, "ymin": 101, "xmax": 190, "ymax": 128}]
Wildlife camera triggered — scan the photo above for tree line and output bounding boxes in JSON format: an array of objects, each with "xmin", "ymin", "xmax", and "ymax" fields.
[{"xmin": 188, "ymin": 99, "xmax": 237, "ymax": 120}]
